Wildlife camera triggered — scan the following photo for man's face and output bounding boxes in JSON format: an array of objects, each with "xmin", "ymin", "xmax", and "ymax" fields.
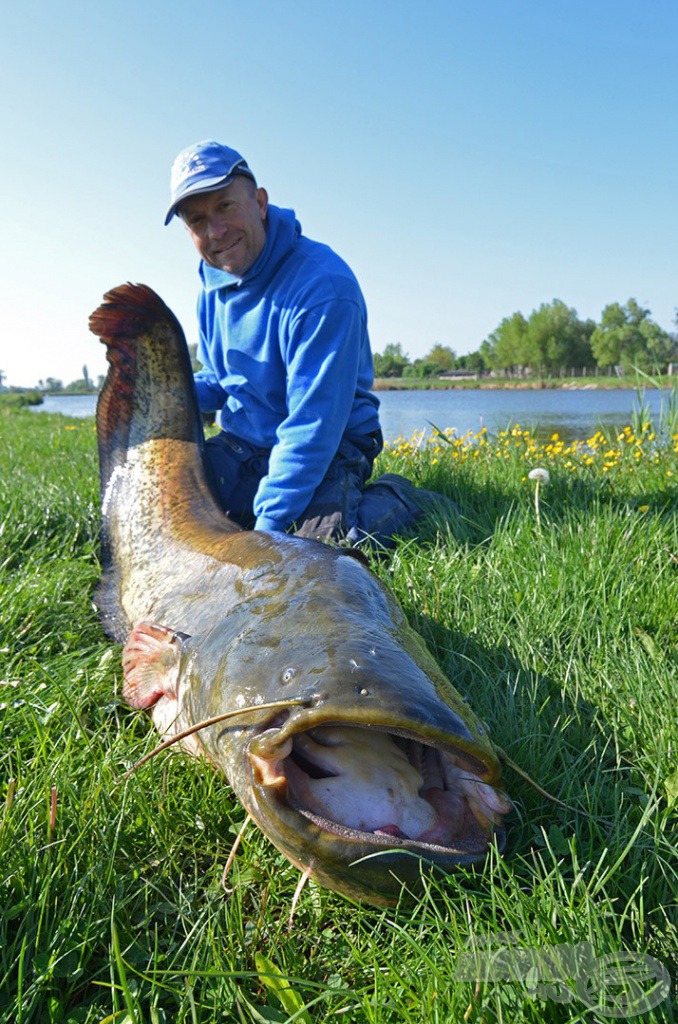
[{"xmin": 178, "ymin": 177, "xmax": 268, "ymax": 277}]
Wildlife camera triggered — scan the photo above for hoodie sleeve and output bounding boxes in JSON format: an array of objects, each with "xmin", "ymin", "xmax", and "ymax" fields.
[{"xmin": 252, "ymin": 298, "xmax": 365, "ymax": 532}]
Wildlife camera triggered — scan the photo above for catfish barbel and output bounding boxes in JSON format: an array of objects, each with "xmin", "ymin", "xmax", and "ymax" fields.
[{"xmin": 89, "ymin": 283, "xmax": 511, "ymax": 905}]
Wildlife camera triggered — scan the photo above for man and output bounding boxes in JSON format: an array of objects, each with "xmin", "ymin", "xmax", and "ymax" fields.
[{"xmin": 166, "ymin": 139, "xmax": 450, "ymax": 546}]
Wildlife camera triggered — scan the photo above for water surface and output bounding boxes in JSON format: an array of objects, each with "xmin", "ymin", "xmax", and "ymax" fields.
[
  {"xmin": 33, "ymin": 388, "xmax": 665, "ymax": 444},
  {"xmin": 376, "ymin": 387, "xmax": 664, "ymax": 443},
  {"xmin": 31, "ymin": 394, "xmax": 99, "ymax": 418}
]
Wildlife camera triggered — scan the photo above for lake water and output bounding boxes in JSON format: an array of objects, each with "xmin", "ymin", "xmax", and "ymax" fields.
[
  {"xmin": 32, "ymin": 394, "xmax": 101, "ymax": 419},
  {"xmin": 33, "ymin": 388, "xmax": 666, "ymax": 443},
  {"xmin": 376, "ymin": 387, "xmax": 665, "ymax": 442}
]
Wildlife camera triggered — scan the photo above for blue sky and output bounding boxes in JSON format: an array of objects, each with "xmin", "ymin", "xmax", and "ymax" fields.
[{"xmin": 1, "ymin": 0, "xmax": 676, "ymax": 386}]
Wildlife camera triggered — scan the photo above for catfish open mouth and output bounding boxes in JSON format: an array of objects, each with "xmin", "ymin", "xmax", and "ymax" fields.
[{"xmin": 250, "ymin": 725, "xmax": 511, "ymax": 855}]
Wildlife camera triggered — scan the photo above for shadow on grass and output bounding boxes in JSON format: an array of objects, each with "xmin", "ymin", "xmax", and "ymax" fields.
[{"xmin": 394, "ymin": 607, "xmax": 670, "ymax": 915}]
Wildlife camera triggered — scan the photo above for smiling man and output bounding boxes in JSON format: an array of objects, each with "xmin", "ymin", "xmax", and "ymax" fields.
[
  {"xmin": 181, "ymin": 178, "xmax": 267, "ymax": 278},
  {"xmin": 166, "ymin": 139, "xmax": 453, "ymax": 545}
]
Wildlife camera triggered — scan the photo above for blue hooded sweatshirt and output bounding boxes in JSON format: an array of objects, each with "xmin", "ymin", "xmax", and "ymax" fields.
[{"xmin": 193, "ymin": 204, "xmax": 381, "ymax": 533}]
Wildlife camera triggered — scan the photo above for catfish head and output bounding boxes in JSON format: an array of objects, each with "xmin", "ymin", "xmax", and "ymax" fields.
[{"xmin": 122, "ymin": 544, "xmax": 512, "ymax": 906}]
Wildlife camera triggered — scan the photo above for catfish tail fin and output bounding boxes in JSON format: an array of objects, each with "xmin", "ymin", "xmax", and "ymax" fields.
[
  {"xmin": 89, "ymin": 282, "xmax": 175, "ymax": 340},
  {"xmin": 89, "ymin": 282, "xmax": 203, "ymax": 501},
  {"xmin": 89, "ymin": 284, "xmax": 211, "ymax": 641}
]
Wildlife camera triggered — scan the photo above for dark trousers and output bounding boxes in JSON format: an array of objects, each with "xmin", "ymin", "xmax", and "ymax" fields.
[{"xmin": 203, "ymin": 429, "xmax": 383, "ymax": 542}]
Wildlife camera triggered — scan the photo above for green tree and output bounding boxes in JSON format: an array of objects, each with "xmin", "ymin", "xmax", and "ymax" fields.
[
  {"xmin": 424, "ymin": 343, "xmax": 456, "ymax": 371},
  {"xmin": 403, "ymin": 358, "xmax": 444, "ymax": 378},
  {"xmin": 456, "ymin": 351, "xmax": 486, "ymax": 373},
  {"xmin": 571, "ymin": 318, "xmax": 597, "ymax": 368},
  {"xmin": 590, "ymin": 299, "xmax": 676, "ymax": 373},
  {"xmin": 525, "ymin": 300, "xmax": 595, "ymax": 376},
  {"xmin": 187, "ymin": 342, "xmax": 203, "ymax": 373},
  {"xmin": 484, "ymin": 312, "xmax": 529, "ymax": 375},
  {"xmin": 479, "ymin": 339, "xmax": 494, "ymax": 371},
  {"xmin": 373, "ymin": 343, "xmax": 410, "ymax": 378}
]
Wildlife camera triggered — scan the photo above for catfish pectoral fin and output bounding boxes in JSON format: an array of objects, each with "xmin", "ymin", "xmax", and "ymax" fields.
[{"xmin": 121, "ymin": 621, "xmax": 187, "ymax": 708}]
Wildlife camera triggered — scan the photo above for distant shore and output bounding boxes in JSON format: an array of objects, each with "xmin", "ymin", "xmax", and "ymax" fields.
[
  {"xmin": 372, "ymin": 376, "xmax": 675, "ymax": 392},
  {"xmin": 2, "ymin": 374, "xmax": 673, "ymax": 408}
]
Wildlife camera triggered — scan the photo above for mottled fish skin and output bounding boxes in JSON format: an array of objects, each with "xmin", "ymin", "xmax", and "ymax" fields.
[{"xmin": 89, "ymin": 283, "xmax": 510, "ymax": 905}]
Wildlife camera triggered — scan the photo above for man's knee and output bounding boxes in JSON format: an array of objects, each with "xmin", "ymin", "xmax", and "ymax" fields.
[{"xmin": 352, "ymin": 473, "xmax": 460, "ymax": 549}]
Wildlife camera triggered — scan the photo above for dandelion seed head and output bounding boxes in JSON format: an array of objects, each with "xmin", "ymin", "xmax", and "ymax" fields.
[{"xmin": 528, "ymin": 467, "xmax": 550, "ymax": 484}]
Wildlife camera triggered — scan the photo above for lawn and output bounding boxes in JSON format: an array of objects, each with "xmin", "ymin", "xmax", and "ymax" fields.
[{"xmin": 1, "ymin": 408, "xmax": 676, "ymax": 1023}]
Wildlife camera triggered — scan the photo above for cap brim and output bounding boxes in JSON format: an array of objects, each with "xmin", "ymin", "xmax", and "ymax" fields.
[{"xmin": 164, "ymin": 173, "xmax": 235, "ymax": 225}]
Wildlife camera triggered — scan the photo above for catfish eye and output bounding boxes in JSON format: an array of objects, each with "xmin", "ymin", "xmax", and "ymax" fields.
[{"xmin": 281, "ymin": 668, "xmax": 296, "ymax": 684}]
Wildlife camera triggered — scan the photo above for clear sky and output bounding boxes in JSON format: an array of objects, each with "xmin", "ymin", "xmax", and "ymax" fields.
[{"xmin": 1, "ymin": 0, "xmax": 676, "ymax": 387}]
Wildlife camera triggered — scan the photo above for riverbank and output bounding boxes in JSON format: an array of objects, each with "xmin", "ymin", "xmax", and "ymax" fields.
[
  {"xmin": 0, "ymin": 390, "xmax": 42, "ymax": 408},
  {"xmin": 373, "ymin": 374, "xmax": 675, "ymax": 391},
  {"xmin": 0, "ymin": 388, "xmax": 96, "ymax": 410},
  {"xmin": 5, "ymin": 374, "xmax": 673, "ymax": 407}
]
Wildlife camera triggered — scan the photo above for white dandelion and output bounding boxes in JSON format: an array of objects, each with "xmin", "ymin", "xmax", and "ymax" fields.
[{"xmin": 528, "ymin": 467, "xmax": 550, "ymax": 533}]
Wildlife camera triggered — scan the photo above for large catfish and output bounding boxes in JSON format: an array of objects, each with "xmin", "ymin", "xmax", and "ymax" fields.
[{"xmin": 89, "ymin": 283, "xmax": 511, "ymax": 905}]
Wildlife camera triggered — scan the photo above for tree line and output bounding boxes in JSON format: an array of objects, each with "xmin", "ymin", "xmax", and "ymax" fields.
[
  {"xmin": 34, "ymin": 366, "xmax": 103, "ymax": 394},
  {"xmin": 374, "ymin": 298, "xmax": 678, "ymax": 379}
]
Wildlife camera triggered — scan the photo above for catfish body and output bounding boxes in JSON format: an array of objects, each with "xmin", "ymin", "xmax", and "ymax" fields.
[{"xmin": 90, "ymin": 283, "xmax": 510, "ymax": 905}]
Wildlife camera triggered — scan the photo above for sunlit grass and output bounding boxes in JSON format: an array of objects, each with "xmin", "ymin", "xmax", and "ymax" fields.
[
  {"xmin": 384, "ymin": 422, "xmax": 678, "ymax": 482},
  {"xmin": 1, "ymin": 410, "xmax": 676, "ymax": 1022}
]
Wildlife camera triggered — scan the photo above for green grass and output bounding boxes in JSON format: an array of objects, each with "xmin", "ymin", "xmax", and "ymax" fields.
[
  {"xmin": 0, "ymin": 392, "xmax": 42, "ymax": 409},
  {"xmin": 1, "ymin": 409, "xmax": 676, "ymax": 1023}
]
